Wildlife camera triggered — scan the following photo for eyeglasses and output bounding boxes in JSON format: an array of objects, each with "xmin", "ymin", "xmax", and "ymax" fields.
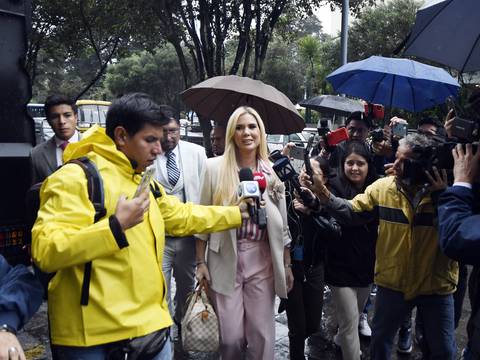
[
  {"xmin": 165, "ymin": 128, "xmax": 180, "ymax": 134},
  {"xmin": 347, "ymin": 126, "xmax": 368, "ymax": 135}
]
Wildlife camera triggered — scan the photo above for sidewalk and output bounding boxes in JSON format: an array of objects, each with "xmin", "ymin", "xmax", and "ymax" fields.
[{"xmin": 19, "ymin": 282, "xmax": 470, "ymax": 359}]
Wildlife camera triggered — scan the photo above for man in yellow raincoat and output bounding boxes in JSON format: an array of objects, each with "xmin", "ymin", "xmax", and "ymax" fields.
[{"xmin": 32, "ymin": 93, "xmax": 247, "ymax": 359}]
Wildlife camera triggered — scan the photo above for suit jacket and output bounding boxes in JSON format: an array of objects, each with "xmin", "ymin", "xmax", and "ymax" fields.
[
  {"xmin": 198, "ymin": 156, "xmax": 291, "ymax": 298},
  {"xmin": 153, "ymin": 140, "xmax": 207, "ymax": 204},
  {"xmin": 30, "ymin": 137, "xmax": 57, "ymax": 184}
]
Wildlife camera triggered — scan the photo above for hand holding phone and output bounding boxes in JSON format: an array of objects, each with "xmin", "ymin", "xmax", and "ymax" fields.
[
  {"xmin": 289, "ymin": 145, "xmax": 305, "ymax": 160},
  {"xmin": 134, "ymin": 167, "xmax": 155, "ymax": 198}
]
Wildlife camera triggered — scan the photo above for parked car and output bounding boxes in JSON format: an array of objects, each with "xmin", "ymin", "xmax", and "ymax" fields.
[
  {"xmin": 302, "ymin": 127, "xmax": 318, "ymax": 141},
  {"xmin": 266, "ymin": 132, "xmax": 307, "ymax": 153}
]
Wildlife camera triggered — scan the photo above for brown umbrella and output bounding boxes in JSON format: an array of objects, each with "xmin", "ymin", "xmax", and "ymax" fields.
[{"xmin": 181, "ymin": 75, "xmax": 305, "ymax": 134}]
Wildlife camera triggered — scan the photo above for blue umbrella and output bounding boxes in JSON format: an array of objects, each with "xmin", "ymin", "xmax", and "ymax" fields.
[
  {"xmin": 404, "ymin": 0, "xmax": 480, "ymax": 73},
  {"xmin": 326, "ymin": 56, "xmax": 460, "ymax": 112}
]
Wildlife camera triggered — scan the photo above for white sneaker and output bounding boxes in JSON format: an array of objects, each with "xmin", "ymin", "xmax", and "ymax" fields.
[{"xmin": 359, "ymin": 313, "xmax": 372, "ymax": 337}]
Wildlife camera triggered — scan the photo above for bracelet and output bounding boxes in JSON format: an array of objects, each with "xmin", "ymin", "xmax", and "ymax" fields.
[
  {"xmin": 284, "ymin": 263, "xmax": 292, "ymax": 269},
  {"xmin": 196, "ymin": 260, "xmax": 206, "ymax": 266},
  {"xmin": 0, "ymin": 324, "xmax": 16, "ymax": 335}
]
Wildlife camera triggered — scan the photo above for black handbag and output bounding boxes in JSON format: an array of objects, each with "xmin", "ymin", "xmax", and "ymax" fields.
[{"xmin": 106, "ymin": 327, "xmax": 170, "ymax": 360}]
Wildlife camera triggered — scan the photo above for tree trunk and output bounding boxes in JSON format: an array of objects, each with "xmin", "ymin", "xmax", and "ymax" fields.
[{"xmin": 75, "ymin": 38, "xmax": 120, "ymax": 100}]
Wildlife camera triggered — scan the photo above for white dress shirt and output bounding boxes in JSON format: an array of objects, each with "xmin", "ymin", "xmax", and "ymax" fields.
[{"xmin": 54, "ymin": 131, "xmax": 80, "ymax": 166}]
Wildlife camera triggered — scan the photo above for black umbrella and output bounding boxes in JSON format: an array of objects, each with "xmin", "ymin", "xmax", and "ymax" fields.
[
  {"xmin": 299, "ymin": 95, "xmax": 364, "ymax": 116},
  {"xmin": 404, "ymin": 0, "xmax": 480, "ymax": 73},
  {"xmin": 181, "ymin": 75, "xmax": 305, "ymax": 134}
]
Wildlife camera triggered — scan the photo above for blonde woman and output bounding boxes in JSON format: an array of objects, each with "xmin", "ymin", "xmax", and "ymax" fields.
[{"xmin": 195, "ymin": 106, "xmax": 293, "ymax": 359}]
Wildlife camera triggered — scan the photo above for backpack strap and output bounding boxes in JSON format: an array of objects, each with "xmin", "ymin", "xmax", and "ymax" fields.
[
  {"xmin": 67, "ymin": 157, "xmax": 106, "ymax": 306},
  {"xmin": 150, "ymin": 180, "xmax": 162, "ymax": 199}
]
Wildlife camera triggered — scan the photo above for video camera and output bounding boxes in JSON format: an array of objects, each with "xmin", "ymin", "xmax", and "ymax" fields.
[
  {"xmin": 402, "ymin": 139, "xmax": 452, "ymax": 186},
  {"xmin": 270, "ymin": 150, "xmax": 319, "ymax": 209},
  {"xmin": 401, "ymin": 93, "xmax": 480, "ymax": 186},
  {"xmin": 402, "ymin": 136, "xmax": 479, "ymax": 186}
]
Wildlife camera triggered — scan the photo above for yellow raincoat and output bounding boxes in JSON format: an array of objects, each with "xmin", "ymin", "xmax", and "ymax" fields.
[
  {"xmin": 32, "ymin": 126, "xmax": 241, "ymax": 346},
  {"xmin": 327, "ymin": 176, "xmax": 458, "ymax": 300}
]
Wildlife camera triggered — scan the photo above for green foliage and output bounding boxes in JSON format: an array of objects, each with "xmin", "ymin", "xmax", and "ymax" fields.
[
  {"xmin": 259, "ymin": 40, "xmax": 304, "ymax": 103},
  {"xmin": 348, "ymin": 0, "xmax": 420, "ymax": 61},
  {"xmin": 275, "ymin": 13, "xmax": 324, "ymax": 44},
  {"xmin": 103, "ymin": 45, "xmax": 186, "ymax": 110}
]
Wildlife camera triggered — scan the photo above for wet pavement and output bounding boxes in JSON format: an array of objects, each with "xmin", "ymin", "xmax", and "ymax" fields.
[{"xmin": 19, "ymin": 281, "xmax": 470, "ymax": 360}]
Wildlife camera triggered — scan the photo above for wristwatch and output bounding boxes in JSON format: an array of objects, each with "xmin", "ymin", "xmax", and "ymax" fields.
[{"xmin": 0, "ymin": 324, "xmax": 16, "ymax": 335}]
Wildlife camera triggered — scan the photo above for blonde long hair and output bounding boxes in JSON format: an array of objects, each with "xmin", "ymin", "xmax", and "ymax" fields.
[{"xmin": 213, "ymin": 106, "xmax": 270, "ymax": 205}]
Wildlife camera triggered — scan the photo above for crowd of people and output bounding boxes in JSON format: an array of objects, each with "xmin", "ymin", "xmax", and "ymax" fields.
[{"xmin": 1, "ymin": 90, "xmax": 480, "ymax": 360}]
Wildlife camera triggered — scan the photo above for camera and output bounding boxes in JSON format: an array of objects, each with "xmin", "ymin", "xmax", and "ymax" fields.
[
  {"xmin": 447, "ymin": 94, "xmax": 480, "ymax": 143},
  {"xmin": 364, "ymin": 103, "xmax": 385, "ymax": 122},
  {"xmin": 316, "ymin": 121, "xmax": 349, "ymax": 152},
  {"xmin": 401, "ymin": 138, "xmax": 471, "ymax": 186},
  {"xmin": 370, "ymin": 128, "xmax": 384, "ymax": 142},
  {"xmin": 364, "ymin": 103, "xmax": 385, "ymax": 143}
]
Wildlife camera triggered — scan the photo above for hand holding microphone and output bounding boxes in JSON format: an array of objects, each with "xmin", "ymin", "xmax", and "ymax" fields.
[
  {"xmin": 237, "ymin": 168, "xmax": 267, "ymax": 228},
  {"xmin": 253, "ymin": 171, "xmax": 267, "ymax": 229}
]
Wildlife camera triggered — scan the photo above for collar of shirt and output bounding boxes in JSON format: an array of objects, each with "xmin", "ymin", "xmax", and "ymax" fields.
[
  {"xmin": 160, "ymin": 143, "xmax": 179, "ymax": 160},
  {"xmin": 54, "ymin": 131, "xmax": 79, "ymax": 148}
]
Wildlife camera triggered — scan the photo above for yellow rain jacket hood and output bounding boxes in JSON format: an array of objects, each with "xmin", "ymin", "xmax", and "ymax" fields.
[{"xmin": 32, "ymin": 126, "xmax": 241, "ymax": 346}]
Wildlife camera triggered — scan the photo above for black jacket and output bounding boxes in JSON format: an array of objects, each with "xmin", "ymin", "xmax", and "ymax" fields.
[
  {"xmin": 438, "ymin": 185, "xmax": 480, "ymax": 356},
  {"xmin": 285, "ymin": 182, "xmax": 340, "ymax": 270},
  {"xmin": 324, "ymin": 177, "xmax": 378, "ymax": 287}
]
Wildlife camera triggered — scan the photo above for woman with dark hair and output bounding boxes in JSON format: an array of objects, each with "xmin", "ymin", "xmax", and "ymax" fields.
[
  {"xmin": 326, "ymin": 140, "xmax": 378, "ymax": 360},
  {"xmin": 283, "ymin": 154, "xmax": 340, "ymax": 360}
]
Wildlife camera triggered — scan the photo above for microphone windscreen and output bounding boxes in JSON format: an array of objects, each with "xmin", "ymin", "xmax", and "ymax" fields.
[
  {"xmin": 253, "ymin": 171, "xmax": 267, "ymax": 193},
  {"xmin": 239, "ymin": 168, "xmax": 254, "ymax": 181}
]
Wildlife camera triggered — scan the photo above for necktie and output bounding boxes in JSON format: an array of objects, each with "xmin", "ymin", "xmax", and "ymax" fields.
[
  {"xmin": 166, "ymin": 151, "xmax": 180, "ymax": 187},
  {"xmin": 60, "ymin": 141, "xmax": 69, "ymax": 151}
]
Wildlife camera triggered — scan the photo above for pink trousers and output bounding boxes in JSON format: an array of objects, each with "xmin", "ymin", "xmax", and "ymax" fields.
[{"xmin": 210, "ymin": 240, "xmax": 275, "ymax": 360}]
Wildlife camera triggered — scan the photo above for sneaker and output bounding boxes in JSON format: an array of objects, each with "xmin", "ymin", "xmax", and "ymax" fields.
[
  {"xmin": 359, "ymin": 313, "xmax": 372, "ymax": 337},
  {"xmin": 397, "ymin": 327, "xmax": 413, "ymax": 354}
]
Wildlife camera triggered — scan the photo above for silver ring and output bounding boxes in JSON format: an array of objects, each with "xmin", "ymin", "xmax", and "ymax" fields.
[{"xmin": 8, "ymin": 346, "xmax": 18, "ymax": 354}]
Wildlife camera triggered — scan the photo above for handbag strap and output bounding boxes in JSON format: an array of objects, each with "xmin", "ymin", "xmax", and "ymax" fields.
[{"xmin": 194, "ymin": 278, "xmax": 212, "ymax": 308}]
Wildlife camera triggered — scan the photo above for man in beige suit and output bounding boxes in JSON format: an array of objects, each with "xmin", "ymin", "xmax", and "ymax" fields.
[{"xmin": 152, "ymin": 105, "xmax": 207, "ymax": 333}]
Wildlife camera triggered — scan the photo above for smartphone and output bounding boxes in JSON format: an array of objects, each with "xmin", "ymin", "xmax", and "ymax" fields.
[
  {"xmin": 446, "ymin": 96, "xmax": 457, "ymax": 116},
  {"xmin": 134, "ymin": 167, "xmax": 155, "ymax": 197},
  {"xmin": 289, "ymin": 145, "xmax": 305, "ymax": 160},
  {"xmin": 392, "ymin": 122, "xmax": 408, "ymax": 138}
]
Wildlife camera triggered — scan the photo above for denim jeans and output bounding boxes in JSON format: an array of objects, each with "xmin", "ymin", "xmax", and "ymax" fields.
[
  {"xmin": 370, "ymin": 286, "xmax": 456, "ymax": 360},
  {"xmin": 52, "ymin": 336, "xmax": 172, "ymax": 360}
]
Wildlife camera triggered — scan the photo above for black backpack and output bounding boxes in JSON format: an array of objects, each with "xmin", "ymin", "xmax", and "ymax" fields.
[{"xmin": 26, "ymin": 156, "xmax": 106, "ymax": 305}]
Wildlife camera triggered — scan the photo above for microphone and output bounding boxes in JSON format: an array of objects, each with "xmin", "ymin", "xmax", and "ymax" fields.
[
  {"xmin": 253, "ymin": 171, "xmax": 267, "ymax": 229},
  {"xmin": 253, "ymin": 171, "xmax": 267, "ymax": 195},
  {"xmin": 238, "ymin": 168, "xmax": 260, "ymax": 219}
]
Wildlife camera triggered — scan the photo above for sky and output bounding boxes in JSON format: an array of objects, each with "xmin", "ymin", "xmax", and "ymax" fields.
[{"xmin": 314, "ymin": 4, "xmax": 343, "ymax": 36}]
